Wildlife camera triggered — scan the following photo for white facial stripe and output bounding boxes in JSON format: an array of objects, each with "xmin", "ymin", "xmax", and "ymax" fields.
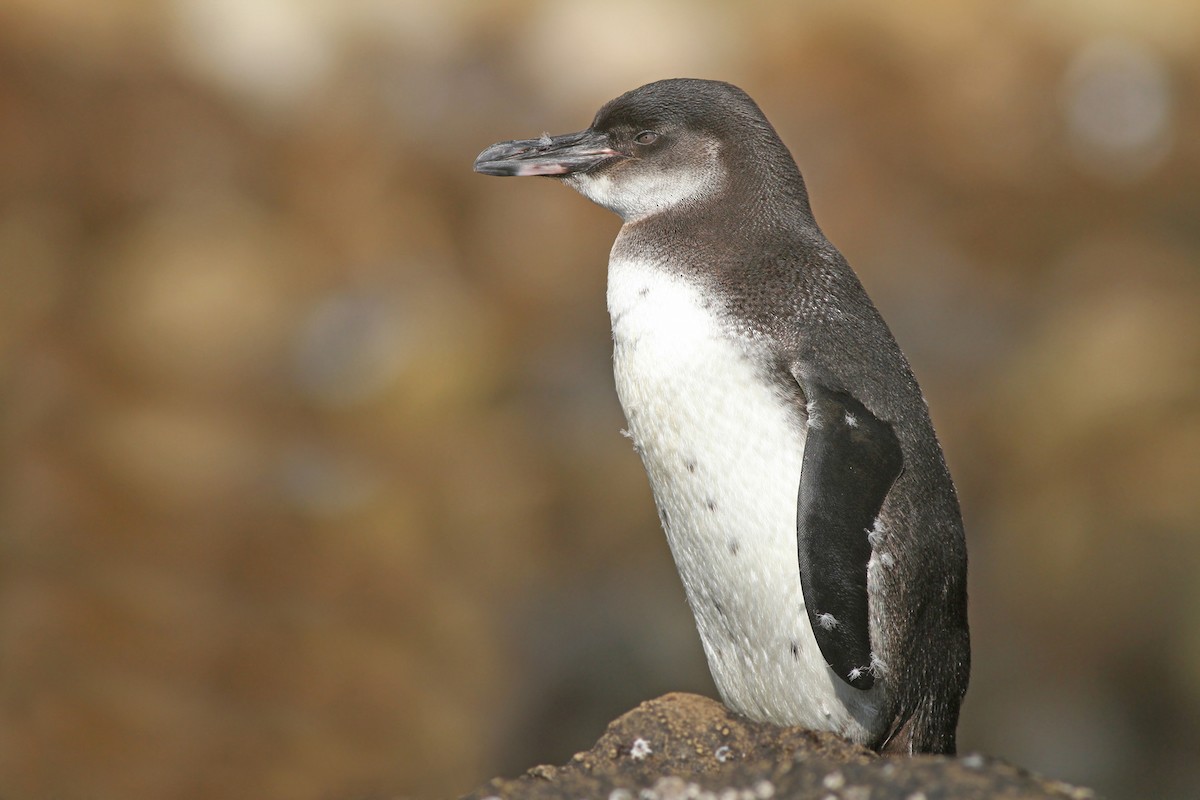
[{"xmin": 567, "ymin": 141, "xmax": 724, "ymax": 222}]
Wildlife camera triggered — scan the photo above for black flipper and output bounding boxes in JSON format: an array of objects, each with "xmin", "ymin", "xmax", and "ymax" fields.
[{"xmin": 795, "ymin": 380, "xmax": 903, "ymax": 690}]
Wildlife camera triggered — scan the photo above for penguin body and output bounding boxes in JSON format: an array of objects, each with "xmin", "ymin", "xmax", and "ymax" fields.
[{"xmin": 475, "ymin": 78, "xmax": 970, "ymax": 754}]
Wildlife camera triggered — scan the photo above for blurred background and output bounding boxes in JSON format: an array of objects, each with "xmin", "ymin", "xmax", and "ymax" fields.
[{"xmin": 1, "ymin": 1, "xmax": 1198, "ymax": 798}]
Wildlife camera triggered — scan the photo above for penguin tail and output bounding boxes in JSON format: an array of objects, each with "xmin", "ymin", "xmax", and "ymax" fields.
[{"xmin": 878, "ymin": 685, "xmax": 964, "ymax": 755}]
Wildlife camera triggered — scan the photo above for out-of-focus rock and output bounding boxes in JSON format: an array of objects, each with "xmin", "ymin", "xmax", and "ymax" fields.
[{"xmin": 89, "ymin": 206, "xmax": 301, "ymax": 390}]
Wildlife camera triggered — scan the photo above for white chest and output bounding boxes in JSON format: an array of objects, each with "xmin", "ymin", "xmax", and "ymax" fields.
[{"xmin": 606, "ymin": 255, "xmax": 885, "ymax": 741}]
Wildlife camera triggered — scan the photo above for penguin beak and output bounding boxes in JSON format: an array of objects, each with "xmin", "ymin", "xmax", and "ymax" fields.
[{"xmin": 473, "ymin": 129, "xmax": 623, "ymax": 177}]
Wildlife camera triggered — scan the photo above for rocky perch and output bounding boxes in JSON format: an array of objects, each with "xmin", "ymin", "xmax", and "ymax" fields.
[{"xmin": 463, "ymin": 694, "xmax": 1096, "ymax": 800}]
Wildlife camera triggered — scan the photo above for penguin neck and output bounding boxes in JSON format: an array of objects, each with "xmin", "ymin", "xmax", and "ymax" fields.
[
  {"xmin": 614, "ymin": 165, "xmax": 821, "ymax": 275},
  {"xmin": 732, "ymin": 141, "xmax": 817, "ymax": 229}
]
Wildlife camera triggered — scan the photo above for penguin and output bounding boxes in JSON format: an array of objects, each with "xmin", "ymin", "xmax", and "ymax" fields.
[{"xmin": 473, "ymin": 78, "xmax": 969, "ymax": 755}]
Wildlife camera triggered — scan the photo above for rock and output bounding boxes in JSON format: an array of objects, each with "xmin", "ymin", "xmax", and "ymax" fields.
[{"xmin": 462, "ymin": 693, "xmax": 1096, "ymax": 800}]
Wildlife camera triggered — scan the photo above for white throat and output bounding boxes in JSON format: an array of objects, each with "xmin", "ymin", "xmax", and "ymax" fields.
[{"xmin": 567, "ymin": 142, "xmax": 724, "ymax": 222}]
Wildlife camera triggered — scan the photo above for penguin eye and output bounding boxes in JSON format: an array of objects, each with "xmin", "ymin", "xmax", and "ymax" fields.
[{"xmin": 633, "ymin": 130, "xmax": 659, "ymax": 146}]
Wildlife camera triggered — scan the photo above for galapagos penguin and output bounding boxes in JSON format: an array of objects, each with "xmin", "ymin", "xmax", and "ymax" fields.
[{"xmin": 474, "ymin": 78, "xmax": 970, "ymax": 754}]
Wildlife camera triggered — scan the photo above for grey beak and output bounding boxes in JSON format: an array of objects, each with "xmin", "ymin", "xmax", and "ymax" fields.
[{"xmin": 473, "ymin": 129, "xmax": 623, "ymax": 177}]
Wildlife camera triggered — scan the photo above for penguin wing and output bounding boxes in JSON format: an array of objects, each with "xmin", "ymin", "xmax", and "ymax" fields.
[{"xmin": 794, "ymin": 379, "xmax": 903, "ymax": 690}]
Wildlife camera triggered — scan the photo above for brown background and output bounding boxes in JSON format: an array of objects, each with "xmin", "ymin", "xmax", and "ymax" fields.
[{"xmin": 2, "ymin": 2, "xmax": 1198, "ymax": 799}]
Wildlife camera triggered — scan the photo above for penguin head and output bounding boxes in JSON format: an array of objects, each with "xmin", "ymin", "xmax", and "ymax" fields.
[{"xmin": 474, "ymin": 79, "xmax": 803, "ymax": 223}]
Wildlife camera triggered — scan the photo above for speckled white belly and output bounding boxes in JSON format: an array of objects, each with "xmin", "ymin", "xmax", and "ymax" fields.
[{"xmin": 607, "ymin": 255, "xmax": 885, "ymax": 743}]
